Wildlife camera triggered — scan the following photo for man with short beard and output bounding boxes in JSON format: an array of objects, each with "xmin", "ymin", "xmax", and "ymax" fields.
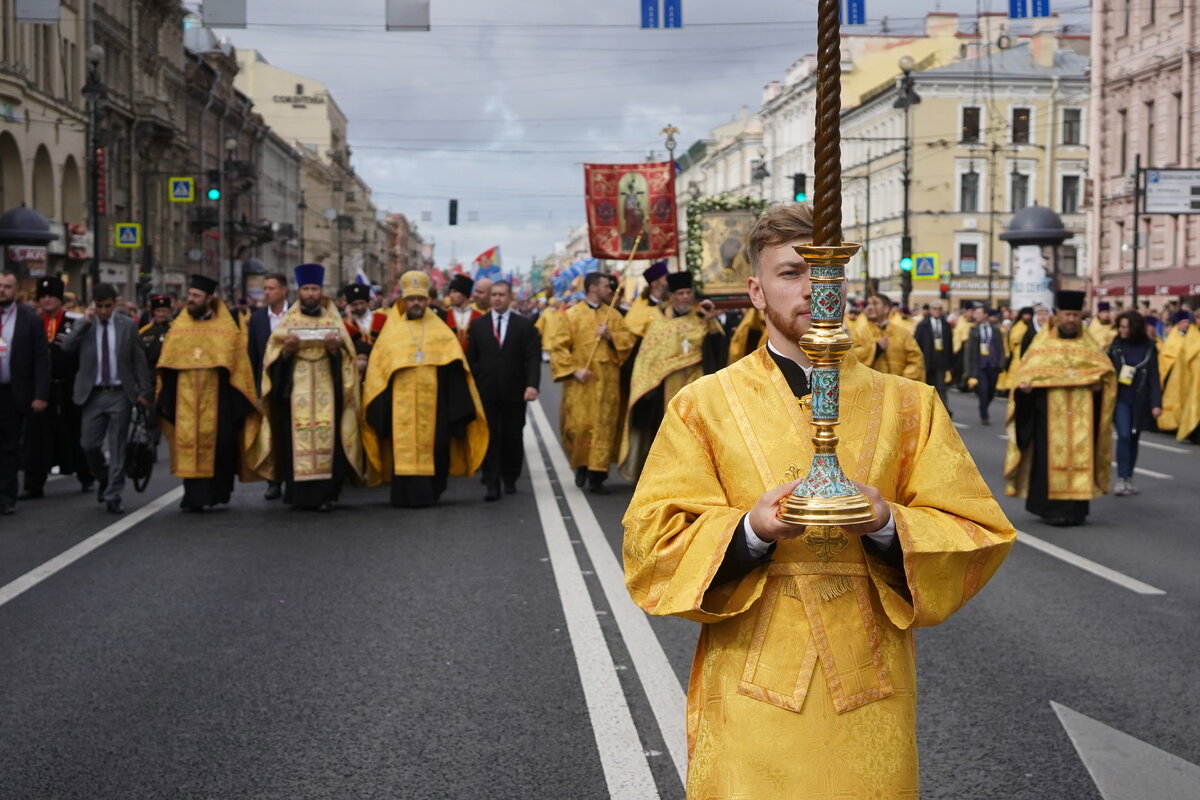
[
  {"xmin": 156, "ymin": 274, "xmax": 263, "ymax": 512},
  {"xmin": 21, "ymin": 276, "xmax": 92, "ymax": 499},
  {"xmin": 849, "ymin": 292, "xmax": 924, "ymax": 381},
  {"xmin": 618, "ymin": 270, "xmax": 726, "ymax": 481},
  {"xmin": 623, "ymin": 203, "xmax": 1014, "ymax": 798},
  {"xmin": 362, "ymin": 270, "xmax": 488, "ymax": 508},
  {"xmin": 258, "ymin": 264, "xmax": 363, "ymax": 511},
  {"xmin": 1005, "ymin": 290, "xmax": 1116, "ymax": 527}
]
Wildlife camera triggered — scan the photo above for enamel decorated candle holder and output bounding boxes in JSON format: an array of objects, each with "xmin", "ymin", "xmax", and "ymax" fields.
[{"xmin": 776, "ymin": 243, "xmax": 877, "ymax": 538}]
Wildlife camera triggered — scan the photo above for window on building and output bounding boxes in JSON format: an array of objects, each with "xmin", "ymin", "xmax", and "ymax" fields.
[
  {"xmin": 1061, "ymin": 245, "xmax": 1078, "ymax": 276},
  {"xmin": 1011, "ymin": 171, "xmax": 1029, "ymax": 212},
  {"xmin": 960, "ymin": 168, "xmax": 980, "ymax": 212},
  {"xmin": 1175, "ymin": 92, "xmax": 1184, "ymax": 163},
  {"xmin": 961, "ymin": 107, "xmax": 981, "ymax": 143},
  {"xmin": 296, "ymin": 83, "xmax": 304, "ymax": 94},
  {"xmin": 1146, "ymin": 101, "xmax": 1156, "ymax": 166},
  {"xmin": 1118, "ymin": 109, "xmax": 1128, "ymax": 174},
  {"xmin": 1062, "ymin": 108, "xmax": 1082, "ymax": 145},
  {"xmin": 1012, "ymin": 107, "xmax": 1031, "ymax": 144},
  {"xmin": 1061, "ymin": 175, "xmax": 1080, "ymax": 215},
  {"xmin": 959, "ymin": 243, "xmax": 979, "ymax": 274}
]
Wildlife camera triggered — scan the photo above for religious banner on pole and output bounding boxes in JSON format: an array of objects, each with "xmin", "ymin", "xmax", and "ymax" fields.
[{"xmin": 584, "ymin": 162, "xmax": 678, "ymax": 260}]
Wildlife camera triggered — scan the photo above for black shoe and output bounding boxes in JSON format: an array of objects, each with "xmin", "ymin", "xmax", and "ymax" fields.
[
  {"xmin": 504, "ymin": 483, "xmax": 517, "ymax": 495},
  {"xmin": 106, "ymin": 499, "xmax": 126, "ymax": 515},
  {"xmin": 264, "ymin": 483, "xmax": 282, "ymax": 500},
  {"xmin": 18, "ymin": 488, "xmax": 44, "ymax": 500},
  {"xmin": 574, "ymin": 467, "xmax": 587, "ymax": 488},
  {"xmin": 1045, "ymin": 517, "xmax": 1073, "ymax": 527},
  {"xmin": 317, "ymin": 501, "xmax": 335, "ymax": 512},
  {"xmin": 0, "ymin": 505, "xmax": 14, "ymax": 515},
  {"xmin": 980, "ymin": 417, "xmax": 991, "ymax": 426},
  {"xmin": 96, "ymin": 481, "xmax": 108, "ymax": 503},
  {"xmin": 80, "ymin": 481, "xmax": 94, "ymax": 493},
  {"xmin": 589, "ymin": 483, "xmax": 611, "ymax": 496},
  {"xmin": 484, "ymin": 487, "xmax": 502, "ymax": 502}
]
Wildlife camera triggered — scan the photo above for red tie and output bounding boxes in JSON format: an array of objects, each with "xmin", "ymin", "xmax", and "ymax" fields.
[{"xmin": 493, "ymin": 314, "xmax": 502, "ymax": 345}]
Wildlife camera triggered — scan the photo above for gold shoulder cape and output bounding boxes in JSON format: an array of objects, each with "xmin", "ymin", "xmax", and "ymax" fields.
[
  {"xmin": 1172, "ymin": 329, "xmax": 1200, "ymax": 441},
  {"xmin": 624, "ymin": 295, "xmax": 663, "ymax": 339},
  {"xmin": 255, "ymin": 299, "xmax": 364, "ymax": 482},
  {"xmin": 1003, "ymin": 327, "xmax": 1116, "ymax": 499},
  {"xmin": 622, "ymin": 346, "xmax": 1014, "ymax": 797},
  {"xmin": 361, "ymin": 305, "xmax": 488, "ymax": 485},
  {"xmin": 156, "ymin": 300, "xmax": 262, "ymax": 481}
]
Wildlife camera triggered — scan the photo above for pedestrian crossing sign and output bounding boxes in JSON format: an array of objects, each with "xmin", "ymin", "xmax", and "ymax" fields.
[
  {"xmin": 115, "ymin": 223, "xmax": 142, "ymax": 248},
  {"xmin": 168, "ymin": 177, "xmax": 195, "ymax": 203},
  {"xmin": 913, "ymin": 253, "xmax": 939, "ymax": 280}
]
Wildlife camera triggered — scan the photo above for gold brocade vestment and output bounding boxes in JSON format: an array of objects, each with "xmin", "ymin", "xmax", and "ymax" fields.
[
  {"xmin": 1157, "ymin": 326, "xmax": 1193, "ymax": 431},
  {"xmin": 256, "ymin": 299, "xmax": 364, "ymax": 482},
  {"xmin": 624, "ymin": 294, "xmax": 664, "ymax": 339},
  {"xmin": 727, "ymin": 307, "xmax": 766, "ymax": 365},
  {"xmin": 361, "ymin": 306, "xmax": 488, "ymax": 483},
  {"xmin": 618, "ymin": 309, "xmax": 722, "ymax": 481},
  {"xmin": 623, "ymin": 348, "xmax": 1015, "ymax": 799},
  {"xmin": 548, "ymin": 301, "xmax": 635, "ymax": 471},
  {"xmin": 1171, "ymin": 328, "xmax": 1200, "ymax": 440},
  {"xmin": 1087, "ymin": 319, "xmax": 1117, "ymax": 352},
  {"xmin": 849, "ymin": 316, "xmax": 926, "ymax": 382},
  {"xmin": 1003, "ymin": 328, "xmax": 1116, "ymax": 500},
  {"xmin": 156, "ymin": 300, "xmax": 262, "ymax": 481}
]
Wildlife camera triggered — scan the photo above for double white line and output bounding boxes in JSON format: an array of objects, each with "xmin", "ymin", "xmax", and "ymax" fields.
[{"xmin": 525, "ymin": 401, "xmax": 688, "ymax": 798}]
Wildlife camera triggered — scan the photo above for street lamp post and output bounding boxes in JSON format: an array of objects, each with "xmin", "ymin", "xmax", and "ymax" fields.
[
  {"xmin": 81, "ymin": 44, "xmax": 106, "ymax": 298},
  {"xmin": 297, "ymin": 192, "xmax": 307, "ymax": 263},
  {"xmin": 894, "ymin": 55, "xmax": 920, "ymax": 310}
]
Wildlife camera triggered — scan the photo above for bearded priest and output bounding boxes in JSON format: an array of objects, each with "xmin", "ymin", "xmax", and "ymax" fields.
[
  {"xmin": 362, "ymin": 270, "xmax": 488, "ymax": 508},
  {"xmin": 622, "ymin": 203, "xmax": 1014, "ymax": 798},
  {"xmin": 157, "ymin": 274, "xmax": 262, "ymax": 512},
  {"xmin": 1005, "ymin": 290, "xmax": 1117, "ymax": 527},
  {"xmin": 258, "ymin": 264, "xmax": 364, "ymax": 511},
  {"xmin": 618, "ymin": 270, "xmax": 726, "ymax": 482}
]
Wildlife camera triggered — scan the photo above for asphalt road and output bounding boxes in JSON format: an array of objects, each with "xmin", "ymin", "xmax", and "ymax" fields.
[{"xmin": 2, "ymin": 366, "xmax": 1197, "ymax": 799}]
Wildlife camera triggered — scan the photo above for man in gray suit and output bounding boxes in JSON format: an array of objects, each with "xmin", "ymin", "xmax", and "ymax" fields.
[{"xmin": 63, "ymin": 283, "xmax": 152, "ymax": 514}]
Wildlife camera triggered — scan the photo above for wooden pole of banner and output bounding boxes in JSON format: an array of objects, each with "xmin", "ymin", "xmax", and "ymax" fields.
[{"xmin": 583, "ymin": 232, "xmax": 642, "ymax": 371}]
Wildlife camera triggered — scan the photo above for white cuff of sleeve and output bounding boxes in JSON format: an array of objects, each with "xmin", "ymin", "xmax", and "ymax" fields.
[
  {"xmin": 745, "ymin": 511, "xmax": 897, "ymax": 554},
  {"xmin": 743, "ymin": 515, "xmax": 774, "ymax": 559}
]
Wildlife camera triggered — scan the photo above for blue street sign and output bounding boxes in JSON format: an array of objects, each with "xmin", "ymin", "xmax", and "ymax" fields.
[
  {"xmin": 1031, "ymin": 0, "xmax": 1050, "ymax": 17},
  {"xmin": 842, "ymin": 0, "xmax": 866, "ymax": 26},
  {"xmin": 663, "ymin": 0, "xmax": 681, "ymax": 28},
  {"xmin": 114, "ymin": 223, "xmax": 142, "ymax": 248},
  {"xmin": 1009, "ymin": 0, "xmax": 1028, "ymax": 18},
  {"xmin": 641, "ymin": 0, "xmax": 659, "ymax": 28},
  {"xmin": 168, "ymin": 177, "xmax": 195, "ymax": 203},
  {"xmin": 913, "ymin": 253, "xmax": 939, "ymax": 280}
]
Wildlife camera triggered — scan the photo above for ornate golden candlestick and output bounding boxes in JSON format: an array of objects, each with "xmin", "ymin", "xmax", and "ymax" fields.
[{"xmin": 777, "ymin": 0, "xmax": 876, "ymax": 536}]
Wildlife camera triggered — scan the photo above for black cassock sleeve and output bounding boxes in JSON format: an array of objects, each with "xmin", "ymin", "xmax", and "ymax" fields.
[
  {"xmin": 439, "ymin": 361, "xmax": 476, "ymax": 439},
  {"xmin": 702, "ymin": 331, "xmax": 728, "ymax": 375}
]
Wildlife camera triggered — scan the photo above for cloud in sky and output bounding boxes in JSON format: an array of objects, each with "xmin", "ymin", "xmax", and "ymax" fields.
[{"xmin": 220, "ymin": 0, "xmax": 1089, "ymax": 272}]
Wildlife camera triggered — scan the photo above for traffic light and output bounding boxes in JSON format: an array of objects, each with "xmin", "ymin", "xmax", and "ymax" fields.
[
  {"xmin": 449, "ymin": 198, "xmax": 458, "ymax": 226},
  {"xmin": 939, "ymin": 283, "xmax": 949, "ymax": 299},
  {"xmin": 899, "ymin": 234, "xmax": 913, "ymax": 296},
  {"xmin": 206, "ymin": 169, "xmax": 221, "ymax": 201},
  {"xmin": 792, "ymin": 173, "xmax": 807, "ymax": 202}
]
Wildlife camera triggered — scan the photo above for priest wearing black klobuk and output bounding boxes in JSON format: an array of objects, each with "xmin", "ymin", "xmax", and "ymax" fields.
[
  {"xmin": 362, "ymin": 269, "xmax": 489, "ymax": 508},
  {"xmin": 618, "ymin": 270, "xmax": 727, "ymax": 482},
  {"xmin": 256, "ymin": 263, "xmax": 364, "ymax": 511}
]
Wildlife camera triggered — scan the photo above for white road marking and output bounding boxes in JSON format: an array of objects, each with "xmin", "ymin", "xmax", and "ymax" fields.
[
  {"xmin": 952, "ymin": 422, "xmax": 970, "ymax": 430},
  {"xmin": 1116, "ymin": 435, "xmax": 1190, "ymax": 455},
  {"xmin": 0, "ymin": 486, "xmax": 184, "ymax": 609},
  {"xmin": 1017, "ymin": 530, "xmax": 1165, "ymax": 595},
  {"xmin": 523, "ymin": 424, "xmax": 660, "ymax": 799},
  {"xmin": 1110, "ymin": 463, "xmax": 1173, "ymax": 480},
  {"xmin": 530, "ymin": 400, "xmax": 690, "ymax": 786},
  {"xmin": 1052, "ymin": 701, "xmax": 1200, "ymax": 799}
]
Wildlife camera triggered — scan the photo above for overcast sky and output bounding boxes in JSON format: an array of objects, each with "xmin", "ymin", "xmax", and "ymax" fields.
[{"xmin": 219, "ymin": 0, "xmax": 1090, "ymax": 273}]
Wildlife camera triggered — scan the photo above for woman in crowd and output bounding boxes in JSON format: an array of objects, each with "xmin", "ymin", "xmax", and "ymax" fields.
[{"xmin": 1108, "ymin": 310, "xmax": 1162, "ymax": 496}]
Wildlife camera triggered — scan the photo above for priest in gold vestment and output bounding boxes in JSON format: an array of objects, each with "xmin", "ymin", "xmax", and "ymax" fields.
[
  {"xmin": 1086, "ymin": 301, "xmax": 1117, "ymax": 351},
  {"xmin": 623, "ymin": 204, "xmax": 1014, "ymax": 799},
  {"xmin": 548, "ymin": 272, "xmax": 636, "ymax": 494},
  {"xmin": 849, "ymin": 293, "xmax": 925, "ymax": 382},
  {"xmin": 623, "ymin": 259, "xmax": 669, "ymax": 340},
  {"xmin": 1004, "ymin": 291, "xmax": 1116, "ymax": 527},
  {"xmin": 257, "ymin": 264, "xmax": 364, "ymax": 511},
  {"xmin": 1171, "ymin": 313, "xmax": 1200, "ymax": 443},
  {"xmin": 157, "ymin": 274, "xmax": 262, "ymax": 512},
  {"xmin": 618, "ymin": 271, "xmax": 727, "ymax": 482},
  {"xmin": 1157, "ymin": 310, "xmax": 1193, "ymax": 432},
  {"xmin": 362, "ymin": 271, "xmax": 488, "ymax": 508}
]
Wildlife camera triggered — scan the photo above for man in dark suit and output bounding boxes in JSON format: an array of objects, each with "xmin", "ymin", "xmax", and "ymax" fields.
[
  {"xmin": 63, "ymin": 283, "xmax": 152, "ymax": 514},
  {"xmin": 913, "ymin": 299, "xmax": 954, "ymax": 413},
  {"xmin": 247, "ymin": 272, "xmax": 289, "ymax": 500},
  {"xmin": 0, "ymin": 271, "xmax": 50, "ymax": 514},
  {"xmin": 466, "ymin": 280, "xmax": 541, "ymax": 501},
  {"xmin": 963, "ymin": 307, "xmax": 1006, "ymax": 425}
]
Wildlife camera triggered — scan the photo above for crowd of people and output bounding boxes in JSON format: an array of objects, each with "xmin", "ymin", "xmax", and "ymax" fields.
[{"xmin": 1, "ymin": 222, "xmax": 1196, "ymax": 524}]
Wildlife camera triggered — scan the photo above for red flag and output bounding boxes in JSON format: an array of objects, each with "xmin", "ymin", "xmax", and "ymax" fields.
[{"xmin": 584, "ymin": 162, "xmax": 678, "ymax": 260}]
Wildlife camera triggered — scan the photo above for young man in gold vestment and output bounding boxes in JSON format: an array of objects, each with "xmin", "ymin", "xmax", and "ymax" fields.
[
  {"xmin": 547, "ymin": 271, "xmax": 635, "ymax": 495},
  {"xmin": 1004, "ymin": 290, "xmax": 1116, "ymax": 527},
  {"xmin": 623, "ymin": 259, "xmax": 669, "ymax": 340},
  {"xmin": 1169, "ymin": 310, "xmax": 1200, "ymax": 443},
  {"xmin": 1157, "ymin": 309, "xmax": 1194, "ymax": 433},
  {"xmin": 623, "ymin": 204, "xmax": 1014, "ymax": 798},
  {"xmin": 849, "ymin": 292, "xmax": 925, "ymax": 381},
  {"xmin": 156, "ymin": 274, "xmax": 262, "ymax": 512},
  {"xmin": 618, "ymin": 270, "xmax": 727, "ymax": 482},
  {"xmin": 256, "ymin": 264, "xmax": 364, "ymax": 511},
  {"xmin": 361, "ymin": 270, "xmax": 488, "ymax": 508}
]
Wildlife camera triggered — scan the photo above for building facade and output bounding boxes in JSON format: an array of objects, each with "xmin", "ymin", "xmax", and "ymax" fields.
[{"xmin": 1089, "ymin": 0, "xmax": 1200, "ymax": 308}]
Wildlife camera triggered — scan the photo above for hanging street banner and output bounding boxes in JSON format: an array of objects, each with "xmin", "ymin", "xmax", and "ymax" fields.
[
  {"xmin": 1009, "ymin": 0, "xmax": 1050, "ymax": 18},
  {"xmin": 842, "ymin": 0, "xmax": 866, "ymax": 26},
  {"xmin": 663, "ymin": 0, "xmax": 682, "ymax": 27},
  {"xmin": 584, "ymin": 161, "xmax": 679, "ymax": 260},
  {"xmin": 641, "ymin": 0, "xmax": 681, "ymax": 28},
  {"xmin": 641, "ymin": 0, "xmax": 659, "ymax": 28}
]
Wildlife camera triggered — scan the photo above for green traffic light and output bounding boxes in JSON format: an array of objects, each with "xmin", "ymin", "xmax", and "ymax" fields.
[
  {"xmin": 207, "ymin": 188, "xmax": 221, "ymax": 201},
  {"xmin": 794, "ymin": 193, "xmax": 807, "ymax": 202},
  {"xmin": 900, "ymin": 257, "xmax": 913, "ymax": 272}
]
